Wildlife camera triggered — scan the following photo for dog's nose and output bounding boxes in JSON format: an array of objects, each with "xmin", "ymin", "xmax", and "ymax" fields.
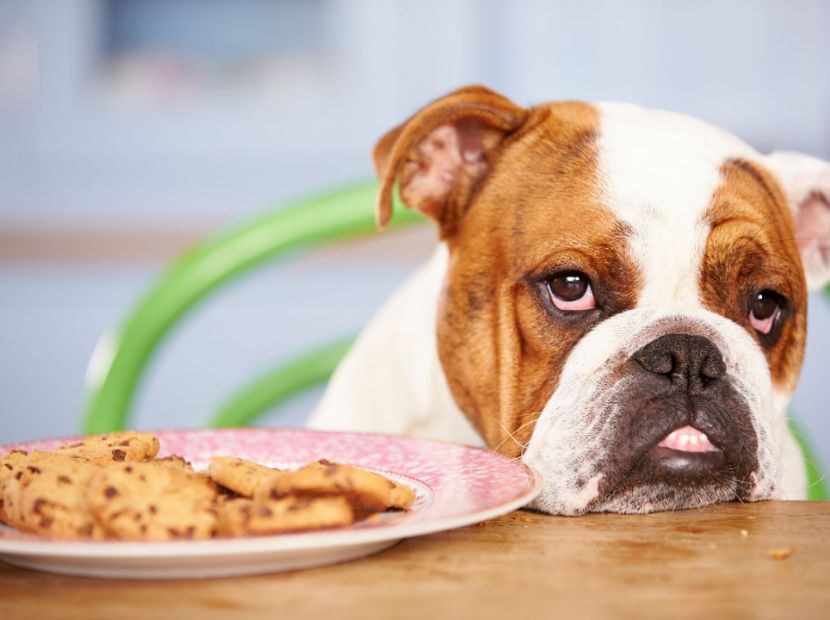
[{"xmin": 632, "ymin": 334, "xmax": 726, "ymax": 395}]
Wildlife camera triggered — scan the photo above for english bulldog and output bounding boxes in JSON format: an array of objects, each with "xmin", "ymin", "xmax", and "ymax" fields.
[{"xmin": 308, "ymin": 85, "xmax": 830, "ymax": 515}]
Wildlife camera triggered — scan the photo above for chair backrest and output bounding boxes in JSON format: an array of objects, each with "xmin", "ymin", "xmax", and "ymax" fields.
[
  {"xmin": 83, "ymin": 180, "xmax": 421, "ymax": 433},
  {"xmin": 82, "ymin": 181, "xmax": 828, "ymax": 500}
]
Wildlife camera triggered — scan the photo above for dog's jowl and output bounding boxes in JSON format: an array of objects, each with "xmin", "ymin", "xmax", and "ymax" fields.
[{"xmin": 309, "ymin": 85, "xmax": 830, "ymax": 515}]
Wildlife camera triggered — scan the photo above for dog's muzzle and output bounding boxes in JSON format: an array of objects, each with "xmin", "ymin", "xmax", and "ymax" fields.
[{"xmin": 596, "ymin": 333, "xmax": 757, "ymax": 506}]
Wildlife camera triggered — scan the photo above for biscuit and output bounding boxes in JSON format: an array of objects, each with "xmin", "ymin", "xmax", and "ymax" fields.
[
  {"xmin": 3, "ymin": 455, "xmax": 106, "ymax": 539},
  {"xmin": 87, "ymin": 461, "xmax": 218, "ymax": 540},
  {"xmin": 308, "ymin": 459, "xmax": 416, "ymax": 510},
  {"xmin": 55, "ymin": 432, "xmax": 160, "ymax": 465},
  {"xmin": 2, "ymin": 433, "xmax": 416, "ymax": 540},
  {"xmin": 387, "ymin": 478, "xmax": 417, "ymax": 510},
  {"xmin": 255, "ymin": 459, "xmax": 416, "ymax": 515},
  {"xmin": 217, "ymin": 496, "xmax": 354, "ymax": 537},
  {"xmin": 1, "ymin": 476, "xmax": 23, "ymax": 527},
  {"xmin": 1, "ymin": 450, "xmax": 73, "ymax": 525},
  {"xmin": 208, "ymin": 456, "xmax": 280, "ymax": 498},
  {"xmin": 0, "ymin": 449, "xmax": 34, "ymax": 522},
  {"xmin": 155, "ymin": 455, "xmax": 194, "ymax": 473}
]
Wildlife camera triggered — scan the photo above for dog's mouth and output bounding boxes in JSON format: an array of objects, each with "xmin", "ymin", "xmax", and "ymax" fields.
[
  {"xmin": 645, "ymin": 424, "xmax": 727, "ymax": 478},
  {"xmin": 588, "ymin": 385, "xmax": 759, "ymax": 512},
  {"xmin": 656, "ymin": 425, "xmax": 719, "ymax": 453},
  {"xmin": 619, "ymin": 413, "xmax": 737, "ymax": 486}
]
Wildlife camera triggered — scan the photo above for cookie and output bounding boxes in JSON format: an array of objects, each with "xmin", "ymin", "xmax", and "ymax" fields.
[
  {"xmin": 386, "ymin": 478, "xmax": 417, "ymax": 511},
  {"xmin": 3, "ymin": 455, "xmax": 106, "ymax": 539},
  {"xmin": 87, "ymin": 461, "xmax": 218, "ymax": 540},
  {"xmin": 217, "ymin": 496, "xmax": 354, "ymax": 537},
  {"xmin": 1, "ymin": 476, "xmax": 22, "ymax": 527},
  {"xmin": 305, "ymin": 460, "xmax": 415, "ymax": 510},
  {"xmin": 55, "ymin": 432, "xmax": 160, "ymax": 465},
  {"xmin": 208, "ymin": 457, "xmax": 280, "ymax": 498},
  {"xmin": 0, "ymin": 449, "xmax": 34, "ymax": 522},
  {"xmin": 255, "ymin": 459, "xmax": 415, "ymax": 515},
  {"xmin": 155, "ymin": 455, "xmax": 194, "ymax": 473},
  {"xmin": 1, "ymin": 450, "xmax": 73, "ymax": 525}
]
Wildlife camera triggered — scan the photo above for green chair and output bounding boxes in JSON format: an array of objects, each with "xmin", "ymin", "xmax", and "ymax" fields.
[{"xmin": 82, "ymin": 181, "xmax": 828, "ymax": 501}]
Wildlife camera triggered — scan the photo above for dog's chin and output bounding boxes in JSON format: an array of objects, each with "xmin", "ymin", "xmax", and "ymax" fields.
[
  {"xmin": 587, "ymin": 481, "xmax": 745, "ymax": 514},
  {"xmin": 587, "ymin": 440, "xmax": 752, "ymax": 514},
  {"xmin": 530, "ymin": 476, "xmax": 768, "ymax": 516},
  {"xmin": 527, "ymin": 425, "xmax": 770, "ymax": 516}
]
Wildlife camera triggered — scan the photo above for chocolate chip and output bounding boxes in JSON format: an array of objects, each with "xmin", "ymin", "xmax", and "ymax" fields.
[
  {"xmin": 15, "ymin": 471, "xmax": 22, "ymax": 480},
  {"xmin": 140, "ymin": 524, "xmax": 147, "ymax": 534},
  {"xmin": 33, "ymin": 499, "xmax": 47, "ymax": 515},
  {"xmin": 58, "ymin": 476, "xmax": 72, "ymax": 484},
  {"xmin": 67, "ymin": 442, "xmax": 84, "ymax": 448},
  {"xmin": 167, "ymin": 527, "xmax": 181, "ymax": 538},
  {"xmin": 124, "ymin": 466, "xmax": 133, "ymax": 473},
  {"xmin": 104, "ymin": 486, "xmax": 118, "ymax": 498},
  {"xmin": 3, "ymin": 464, "xmax": 12, "ymax": 470},
  {"xmin": 79, "ymin": 524, "xmax": 94, "ymax": 537},
  {"xmin": 40, "ymin": 517, "xmax": 53, "ymax": 528},
  {"xmin": 149, "ymin": 505, "xmax": 157, "ymax": 514},
  {"xmin": 118, "ymin": 440, "xmax": 131, "ymax": 447},
  {"xmin": 27, "ymin": 466, "xmax": 41, "ymax": 474},
  {"xmin": 257, "ymin": 507, "xmax": 273, "ymax": 518},
  {"xmin": 111, "ymin": 449, "xmax": 126, "ymax": 461},
  {"xmin": 184, "ymin": 526, "xmax": 195, "ymax": 539},
  {"xmin": 287, "ymin": 499, "xmax": 310, "ymax": 512}
]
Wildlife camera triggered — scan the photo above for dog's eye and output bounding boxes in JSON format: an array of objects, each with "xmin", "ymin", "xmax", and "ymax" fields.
[
  {"xmin": 749, "ymin": 290, "xmax": 784, "ymax": 335},
  {"xmin": 547, "ymin": 272, "xmax": 596, "ymax": 311}
]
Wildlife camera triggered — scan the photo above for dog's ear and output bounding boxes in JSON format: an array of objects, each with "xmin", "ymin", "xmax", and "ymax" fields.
[
  {"xmin": 764, "ymin": 152, "xmax": 830, "ymax": 291},
  {"xmin": 373, "ymin": 85, "xmax": 528, "ymax": 237}
]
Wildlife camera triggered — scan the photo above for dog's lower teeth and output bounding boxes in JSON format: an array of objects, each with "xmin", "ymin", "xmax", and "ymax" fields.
[{"xmin": 657, "ymin": 425, "xmax": 717, "ymax": 453}]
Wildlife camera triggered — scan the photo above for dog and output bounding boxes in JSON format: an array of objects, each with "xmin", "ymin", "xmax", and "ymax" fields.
[{"xmin": 308, "ymin": 85, "xmax": 830, "ymax": 515}]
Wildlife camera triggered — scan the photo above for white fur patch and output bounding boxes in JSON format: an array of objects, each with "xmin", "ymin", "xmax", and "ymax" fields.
[
  {"xmin": 763, "ymin": 151, "xmax": 830, "ymax": 291},
  {"xmin": 308, "ymin": 246, "xmax": 481, "ymax": 445},
  {"xmin": 595, "ymin": 103, "xmax": 757, "ymax": 309}
]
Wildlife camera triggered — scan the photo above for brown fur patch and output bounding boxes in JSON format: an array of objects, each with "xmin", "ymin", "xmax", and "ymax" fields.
[
  {"xmin": 436, "ymin": 102, "xmax": 641, "ymax": 456},
  {"xmin": 373, "ymin": 85, "xmax": 528, "ymax": 234},
  {"xmin": 700, "ymin": 158, "xmax": 807, "ymax": 391}
]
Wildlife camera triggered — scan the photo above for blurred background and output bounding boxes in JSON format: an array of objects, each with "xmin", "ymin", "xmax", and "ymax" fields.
[{"xmin": 0, "ymin": 0, "xmax": 828, "ymax": 468}]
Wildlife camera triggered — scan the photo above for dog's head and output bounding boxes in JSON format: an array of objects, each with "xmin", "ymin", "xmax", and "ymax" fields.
[{"xmin": 374, "ymin": 85, "xmax": 830, "ymax": 514}]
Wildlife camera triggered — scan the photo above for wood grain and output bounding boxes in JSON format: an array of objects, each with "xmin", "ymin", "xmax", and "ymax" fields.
[{"xmin": 1, "ymin": 501, "xmax": 828, "ymax": 620}]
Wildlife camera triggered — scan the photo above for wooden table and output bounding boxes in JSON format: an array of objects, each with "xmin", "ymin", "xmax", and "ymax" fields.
[{"xmin": 1, "ymin": 501, "xmax": 827, "ymax": 619}]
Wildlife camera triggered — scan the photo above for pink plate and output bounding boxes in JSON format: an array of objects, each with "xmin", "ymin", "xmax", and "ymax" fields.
[{"xmin": 0, "ymin": 428, "xmax": 541, "ymax": 579}]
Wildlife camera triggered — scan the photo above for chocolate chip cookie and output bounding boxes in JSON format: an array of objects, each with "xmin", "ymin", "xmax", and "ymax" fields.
[{"xmin": 87, "ymin": 461, "xmax": 218, "ymax": 541}]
